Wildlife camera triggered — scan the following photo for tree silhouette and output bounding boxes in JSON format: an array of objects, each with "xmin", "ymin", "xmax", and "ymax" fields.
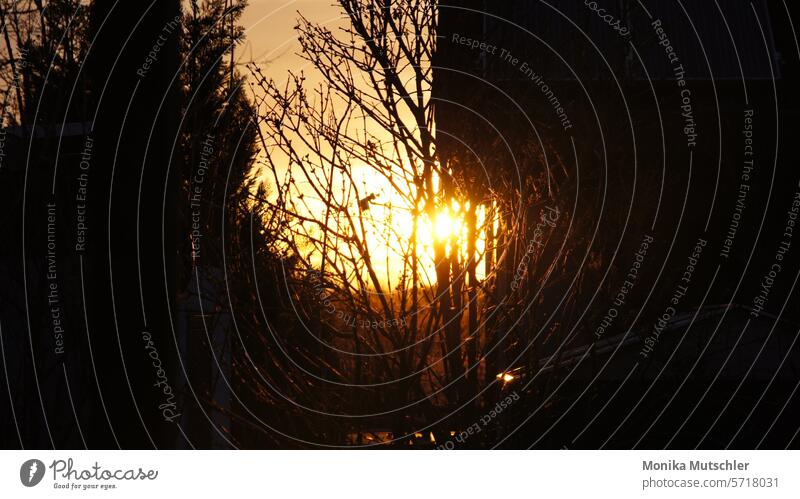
[{"xmin": 246, "ymin": 0, "xmax": 570, "ymax": 443}]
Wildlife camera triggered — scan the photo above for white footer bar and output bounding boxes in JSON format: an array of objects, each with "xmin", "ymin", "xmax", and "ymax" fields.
[{"xmin": 1, "ymin": 450, "xmax": 798, "ymax": 498}]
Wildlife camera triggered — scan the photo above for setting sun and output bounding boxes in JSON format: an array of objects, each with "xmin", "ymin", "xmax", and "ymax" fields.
[{"xmin": 434, "ymin": 211, "xmax": 459, "ymax": 240}]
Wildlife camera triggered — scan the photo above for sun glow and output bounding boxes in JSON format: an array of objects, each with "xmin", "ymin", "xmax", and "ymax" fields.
[
  {"xmin": 432, "ymin": 203, "xmax": 465, "ymax": 242},
  {"xmin": 384, "ymin": 194, "xmax": 486, "ymax": 279},
  {"xmin": 268, "ymin": 160, "xmax": 491, "ymax": 288},
  {"xmin": 434, "ymin": 211, "xmax": 457, "ymax": 240}
]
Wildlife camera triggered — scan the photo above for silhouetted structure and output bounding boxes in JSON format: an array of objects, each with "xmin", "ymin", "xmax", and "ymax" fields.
[
  {"xmin": 86, "ymin": 0, "xmax": 182, "ymax": 448},
  {"xmin": 0, "ymin": 0, "xmax": 182, "ymax": 449},
  {"xmin": 435, "ymin": 0, "xmax": 800, "ymax": 448}
]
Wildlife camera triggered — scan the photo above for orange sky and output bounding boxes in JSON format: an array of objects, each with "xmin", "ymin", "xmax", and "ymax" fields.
[
  {"xmin": 238, "ymin": 1, "xmax": 343, "ymax": 82},
  {"xmin": 235, "ymin": 1, "xmax": 478, "ymax": 285}
]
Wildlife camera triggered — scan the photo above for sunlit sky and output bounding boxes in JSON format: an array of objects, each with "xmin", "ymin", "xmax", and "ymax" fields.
[
  {"xmin": 238, "ymin": 1, "xmax": 342, "ymax": 82},
  {"xmin": 236, "ymin": 1, "xmax": 486, "ymax": 286}
]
